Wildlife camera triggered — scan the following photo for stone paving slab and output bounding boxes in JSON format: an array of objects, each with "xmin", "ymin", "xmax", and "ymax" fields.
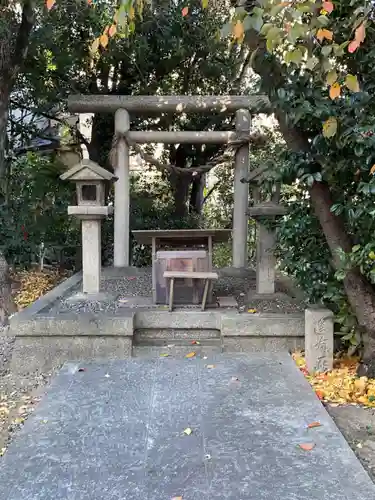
[{"xmin": 0, "ymin": 353, "xmax": 374, "ymax": 499}]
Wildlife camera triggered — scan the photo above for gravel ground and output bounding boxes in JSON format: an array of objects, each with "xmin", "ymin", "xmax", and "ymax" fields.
[{"xmin": 42, "ymin": 267, "xmax": 305, "ymax": 315}]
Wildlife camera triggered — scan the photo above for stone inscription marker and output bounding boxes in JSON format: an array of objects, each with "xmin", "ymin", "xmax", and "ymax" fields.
[{"xmin": 305, "ymin": 307, "xmax": 334, "ymax": 373}]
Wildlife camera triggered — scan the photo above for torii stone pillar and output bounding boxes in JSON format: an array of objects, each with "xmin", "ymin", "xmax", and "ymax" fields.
[
  {"xmin": 114, "ymin": 108, "xmax": 130, "ymax": 267},
  {"xmin": 232, "ymin": 109, "xmax": 251, "ymax": 268}
]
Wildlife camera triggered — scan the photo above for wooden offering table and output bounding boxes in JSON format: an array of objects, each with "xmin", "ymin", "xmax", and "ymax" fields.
[{"xmin": 132, "ymin": 229, "xmax": 231, "ymax": 305}]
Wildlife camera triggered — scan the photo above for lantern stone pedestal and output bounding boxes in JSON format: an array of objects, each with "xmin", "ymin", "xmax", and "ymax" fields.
[
  {"xmin": 248, "ymin": 201, "xmax": 286, "ymax": 295},
  {"xmin": 60, "ymin": 160, "xmax": 117, "ymax": 297}
]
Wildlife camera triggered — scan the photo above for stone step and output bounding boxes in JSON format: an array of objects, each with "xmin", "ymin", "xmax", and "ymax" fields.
[
  {"xmin": 134, "ymin": 328, "xmax": 220, "ymax": 342},
  {"xmin": 132, "ymin": 344, "xmax": 223, "ymax": 358}
]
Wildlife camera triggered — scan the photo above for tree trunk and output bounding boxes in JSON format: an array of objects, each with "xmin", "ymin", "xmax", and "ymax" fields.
[
  {"xmin": 189, "ymin": 174, "xmax": 205, "ymax": 214},
  {"xmin": 169, "ymin": 145, "xmax": 191, "ymax": 219},
  {"xmin": 243, "ymin": 28, "xmax": 375, "ymax": 374},
  {"xmin": 0, "ymin": 84, "xmax": 10, "ymax": 181},
  {"xmin": 170, "ymin": 172, "xmax": 190, "ymax": 218},
  {"xmin": 309, "ymin": 182, "xmax": 375, "ymax": 375},
  {"xmin": 0, "ymin": 253, "xmax": 16, "ymax": 325},
  {"xmin": 0, "ymin": 1, "xmax": 35, "ymax": 325}
]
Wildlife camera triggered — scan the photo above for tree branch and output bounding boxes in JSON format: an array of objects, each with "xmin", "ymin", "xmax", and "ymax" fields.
[
  {"xmin": 10, "ymin": 99, "xmax": 90, "ymax": 148},
  {"xmin": 11, "ymin": 0, "xmax": 35, "ymax": 80}
]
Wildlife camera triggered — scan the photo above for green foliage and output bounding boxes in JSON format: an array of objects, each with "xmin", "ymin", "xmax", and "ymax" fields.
[
  {"xmin": 102, "ymin": 174, "xmax": 201, "ymax": 267},
  {"xmin": 0, "ymin": 153, "xmax": 80, "ymax": 268}
]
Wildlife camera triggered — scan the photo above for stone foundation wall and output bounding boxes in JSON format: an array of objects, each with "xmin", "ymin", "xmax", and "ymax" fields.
[{"xmin": 5, "ymin": 271, "xmax": 333, "ymax": 376}]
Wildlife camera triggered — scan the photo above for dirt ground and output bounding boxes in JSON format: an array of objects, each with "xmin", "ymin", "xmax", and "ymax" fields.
[{"xmin": 327, "ymin": 404, "xmax": 375, "ymax": 482}]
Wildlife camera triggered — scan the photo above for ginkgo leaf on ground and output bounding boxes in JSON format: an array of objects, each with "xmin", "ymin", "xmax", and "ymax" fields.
[
  {"xmin": 307, "ymin": 421, "xmax": 322, "ymax": 429},
  {"xmin": 160, "ymin": 353, "xmax": 169, "ymax": 357},
  {"xmin": 299, "ymin": 443, "xmax": 315, "ymax": 451},
  {"xmin": 329, "ymin": 82, "xmax": 341, "ymax": 100},
  {"xmin": 202, "ymin": 0, "xmax": 208, "ymax": 7},
  {"xmin": 172, "ymin": 496, "xmax": 183, "ymax": 500},
  {"xmin": 322, "ymin": 117, "xmax": 338, "ymax": 138},
  {"xmin": 183, "ymin": 427, "xmax": 192, "ymax": 435},
  {"xmin": 206, "ymin": 364, "xmax": 215, "ymax": 369},
  {"xmin": 315, "ymin": 390, "xmax": 324, "ymax": 399},
  {"xmin": 345, "ymin": 74, "xmax": 360, "ymax": 92},
  {"xmin": 185, "ymin": 352, "xmax": 196, "ymax": 358}
]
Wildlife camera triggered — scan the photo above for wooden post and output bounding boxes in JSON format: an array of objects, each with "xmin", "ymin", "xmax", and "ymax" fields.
[
  {"xmin": 207, "ymin": 235, "xmax": 213, "ymax": 304},
  {"xmin": 114, "ymin": 108, "xmax": 130, "ymax": 267},
  {"xmin": 152, "ymin": 237, "xmax": 157, "ymax": 304},
  {"xmin": 168, "ymin": 277, "xmax": 175, "ymax": 312},
  {"xmin": 201, "ymin": 279, "xmax": 210, "ymax": 311},
  {"xmin": 207, "ymin": 235, "xmax": 213, "ymax": 270},
  {"xmin": 232, "ymin": 109, "xmax": 251, "ymax": 268}
]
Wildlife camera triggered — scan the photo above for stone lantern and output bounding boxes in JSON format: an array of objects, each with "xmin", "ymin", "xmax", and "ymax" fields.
[
  {"xmin": 60, "ymin": 159, "xmax": 117, "ymax": 295},
  {"xmin": 247, "ymin": 166, "xmax": 286, "ymax": 295}
]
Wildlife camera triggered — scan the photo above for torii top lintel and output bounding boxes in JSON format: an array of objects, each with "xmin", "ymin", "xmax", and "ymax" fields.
[{"xmin": 67, "ymin": 94, "xmax": 271, "ymax": 115}]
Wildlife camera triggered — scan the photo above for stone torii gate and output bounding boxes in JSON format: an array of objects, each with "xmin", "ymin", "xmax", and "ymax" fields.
[{"xmin": 67, "ymin": 95, "xmax": 270, "ymax": 268}]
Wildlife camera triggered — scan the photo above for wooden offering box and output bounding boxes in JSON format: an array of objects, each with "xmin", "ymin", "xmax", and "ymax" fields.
[{"xmin": 155, "ymin": 250, "xmax": 209, "ymax": 304}]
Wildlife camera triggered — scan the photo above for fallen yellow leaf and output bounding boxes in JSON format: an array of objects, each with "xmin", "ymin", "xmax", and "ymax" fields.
[
  {"xmin": 160, "ymin": 353, "xmax": 170, "ymax": 357},
  {"xmin": 183, "ymin": 427, "xmax": 192, "ymax": 436},
  {"xmin": 247, "ymin": 308, "xmax": 257, "ymax": 314},
  {"xmin": 307, "ymin": 421, "xmax": 322, "ymax": 429},
  {"xmin": 292, "ymin": 352, "xmax": 375, "ymax": 408},
  {"xmin": 298, "ymin": 443, "xmax": 315, "ymax": 451},
  {"xmin": 185, "ymin": 352, "xmax": 196, "ymax": 358},
  {"xmin": 206, "ymin": 365, "xmax": 215, "ymax": 369}
]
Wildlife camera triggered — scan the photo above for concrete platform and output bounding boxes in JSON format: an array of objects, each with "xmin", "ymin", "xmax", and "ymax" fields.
[{"xmin": 0, "ymin": 353, "xmax": 374, "ymax": 499}]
